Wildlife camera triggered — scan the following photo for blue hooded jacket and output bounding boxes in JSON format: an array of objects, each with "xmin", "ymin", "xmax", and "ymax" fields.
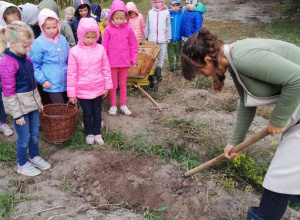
[
  {"xmin": 181, "ymin": 2, "xmax": 206, "ymax": 37},
  {"xmin": 169, "ymin": 8, "xmax": 183, "ymax": 42}
]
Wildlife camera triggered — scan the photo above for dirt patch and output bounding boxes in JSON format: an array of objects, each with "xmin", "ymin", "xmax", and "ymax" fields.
[{"xmin": 204, "ymin": 0, "xmax": 281, "ymax": 24}]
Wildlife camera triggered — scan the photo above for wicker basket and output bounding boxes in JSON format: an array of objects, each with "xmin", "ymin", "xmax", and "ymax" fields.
[{"xmin": 41, "ymin": 102, "xmax": 78, "ymax": 143}]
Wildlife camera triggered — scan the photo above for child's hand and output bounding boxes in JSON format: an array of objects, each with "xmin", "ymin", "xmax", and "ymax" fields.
[
  {"xmin": 167, "ymin": 39, "xmax": 171, "ymax": 44},
  {"xmin": 16, "ymin": 117, "xmax": 25, "ymax": 125},
  {"xmin": 131, "ymin": 61, "xmax": 137, "ymax": 67},
  {"xmin": 103, "ymin": 90, "xmax": 108, "ymax": 98},
  {"xmin": 69, "ymin": 98, "xmax": 77, "ymax": 105},
  {"xmin": 39, "ymin": 105, "xmax": 43, "ymax": 112},
  {"xmin": 42, "ymin": 81, "xmax": 51, "ymax": 89}
]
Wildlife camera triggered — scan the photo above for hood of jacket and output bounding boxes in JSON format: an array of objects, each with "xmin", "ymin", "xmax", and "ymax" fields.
[
  {"xmin": 109, "ymin": 0, "xmax": 129, "ymax": 24},
  {"xmin": 126, "ymin": 2, "xmax": 139, "ymax": 14},
  {"xmin": 38, "ymin": 0, "xmax": 59, "ymax": 17},
  {"xmin": 0, "ymin": 1, "xmax": 20, "ymax": 27},
  {"xmin": 192, "ymin": 2, "xmax": 207, "ymax": 13},
  {"xmin": 19, "ymin": 3, "xmax": 39, "ymax": 26},
  {"xmin": 73, "ymin": 0, "xmax": 91, "ymax": 18},
  {"xmin": 38, "ymin": 8, "xmax": 61, "ymax": 43},
  {"xmin": 77, "ymin": 17, "xmax": 99, "ymax": 48},
  {"xmin": 91, "ymin": 4, "xmax": 101, "ymax": 17}
]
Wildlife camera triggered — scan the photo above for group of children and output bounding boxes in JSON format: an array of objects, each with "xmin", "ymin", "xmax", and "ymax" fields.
[{"xmin": 0, "ymin": 0, "xmax": 206, "ymax": 177}]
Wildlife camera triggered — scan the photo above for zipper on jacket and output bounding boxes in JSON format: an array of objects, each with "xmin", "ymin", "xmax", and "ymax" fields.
[
  {"xmin": 174, "ymin": 14, "xmax": 177, "ymax": 41},
  {"xmin": 156, "ymin": 12, "xmax": 159, "ymax": 43}
]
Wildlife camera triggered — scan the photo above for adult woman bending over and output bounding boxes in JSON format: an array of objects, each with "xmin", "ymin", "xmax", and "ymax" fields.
[{"xmin": 181, "ymin": 27, "xmax": 300, "ymax": 220}]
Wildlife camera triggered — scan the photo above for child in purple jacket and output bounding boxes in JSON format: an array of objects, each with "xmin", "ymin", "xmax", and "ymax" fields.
[{"xmin": 102, "ymin": 0, "xmax": 138, "ymax": 116}]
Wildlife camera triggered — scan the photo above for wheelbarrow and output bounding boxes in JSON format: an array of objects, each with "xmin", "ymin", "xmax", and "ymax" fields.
[{"xmin": 127, "ymin": 41, "xmax": 164, "ymax": 111}]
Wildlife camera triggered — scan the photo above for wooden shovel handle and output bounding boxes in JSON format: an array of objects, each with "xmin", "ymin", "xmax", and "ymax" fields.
[{"xmin": 182, "ymin": 127, "xmax": 269, "ymax": 178}]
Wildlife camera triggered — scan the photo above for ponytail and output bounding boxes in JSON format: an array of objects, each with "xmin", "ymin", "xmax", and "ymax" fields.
[
  {"xmin": 181, "ymin": 27, "xmax": 225, "ymax": 91},
  {"xmin": 0, "ymin": 27, "xmax": 7, "ymax": 54},
  {"xmin": 0, "ymin": 21, "xmax": 34, "ymax": 54}
]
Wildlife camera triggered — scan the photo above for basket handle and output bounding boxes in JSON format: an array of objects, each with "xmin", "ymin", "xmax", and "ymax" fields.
[{"xmin": 66, "ymin": 101, "xmax": 78, "ymax": 110}]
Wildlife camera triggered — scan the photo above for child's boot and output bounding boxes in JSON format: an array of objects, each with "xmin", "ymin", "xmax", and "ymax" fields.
[
  {"xmin": 155, "ymin": 66, "xmax": 162, "ymax": 82},
  {"xmin": 120, "ymin": 105, "xmax": 132, "ymax": 116},
  {"xmin": 247, "ymin": 207, "xmax": 264, "ymax": 220}
]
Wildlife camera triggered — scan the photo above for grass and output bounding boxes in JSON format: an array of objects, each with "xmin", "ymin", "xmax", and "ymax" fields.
[
  {"xmin": 60, "ymin": 128, "xmax": 93, "ymax": 151},
  {"xmin": 58, "ymin": 175, "xmax": 74, "ymax": 192},
  {"xmin": 143, "ymin": 206, "xmax": 169, "ymax": 220},
  {"xmin": 0, "ymin": 193, "xmax": 14, "ymax": 219}
]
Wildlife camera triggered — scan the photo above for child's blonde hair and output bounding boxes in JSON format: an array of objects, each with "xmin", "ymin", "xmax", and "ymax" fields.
[
  {"xmin": 0, "ymin": 21, "xmax": 34, "ymax": 54},
  {"xmin": 64, "ymin": 6, "xmax": 75, "ymax": 15}
]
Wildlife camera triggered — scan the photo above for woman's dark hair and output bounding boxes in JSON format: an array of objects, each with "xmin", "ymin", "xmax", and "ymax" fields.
[
  {"xmin": 181, "ymin": 27, "xmax": 225, "ymax": 91},
  {"xmin": 3, "ymin": 7, "xmax": 21, "ymax": 23}
]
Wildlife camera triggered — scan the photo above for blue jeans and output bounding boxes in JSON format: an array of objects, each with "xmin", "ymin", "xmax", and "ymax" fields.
[
  {"xmin": 14, "ymin": 110, "xmax": 40, "ymax": 166},
  {"xmin": 79, "ymin": 96, "xmax": 102, "ymax": 136}
]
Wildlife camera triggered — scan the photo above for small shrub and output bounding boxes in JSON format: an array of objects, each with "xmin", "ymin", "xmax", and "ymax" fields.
[
  {"xmin": 231, "ymin": 153, "xmax": 269, "ymax": 189},
  {"xmin": 102, "ymin": 129, "xmax": 124, "ymax": 149},
  {"xmin": 190, "ymin": 74, "xmax": 213, "ymax": 90},
  {"xmin": 256, "ymin": 105, "xmax": 274, "ymax": 119}
]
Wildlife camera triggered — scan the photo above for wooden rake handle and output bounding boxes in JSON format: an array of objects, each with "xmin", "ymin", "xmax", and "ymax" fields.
[{"xmin": 181, "ymin": 127, "xmax": 269, "ymax": 178}]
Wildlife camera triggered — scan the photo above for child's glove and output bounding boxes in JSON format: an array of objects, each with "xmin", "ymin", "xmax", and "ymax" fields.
[{"xmin": 131, "ymin": 61, "xmax": 137, "ymax": 67}]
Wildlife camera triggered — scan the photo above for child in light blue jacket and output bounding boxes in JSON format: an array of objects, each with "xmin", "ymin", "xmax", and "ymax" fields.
[{"xmin": 30, "ymin": 9, "xmax": 70, "ymax": 104}]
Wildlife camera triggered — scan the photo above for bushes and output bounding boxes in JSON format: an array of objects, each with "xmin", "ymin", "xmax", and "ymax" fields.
[{"xmin": 281, "ymin": 0, "xmax": 300, "ymax": 20}]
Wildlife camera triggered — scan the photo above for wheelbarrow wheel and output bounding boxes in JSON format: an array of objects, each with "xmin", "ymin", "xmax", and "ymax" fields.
[{"xmin": 149, "ymin": 75, "xmax": 158, "ymax": 91}]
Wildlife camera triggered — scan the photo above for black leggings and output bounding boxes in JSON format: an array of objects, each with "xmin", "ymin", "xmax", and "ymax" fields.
[
  {"xmin": 257, "ymin": 188, "xmax": 300, "ymax": 220},
  {"xmin": 48, "ymin": 92, "xmax": 68, "ymax": 104}
]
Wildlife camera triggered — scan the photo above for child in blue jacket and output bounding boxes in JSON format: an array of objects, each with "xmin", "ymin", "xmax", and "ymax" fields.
[
  {"xmin": 181, "ymin": 0, "xmax": 206, "ymax": 46},
  {"xmin": 168, "ymin": 0, "xmax": 183, "ymax": 72},
  {"xmin": 30, "ymin": 9, "xmax": 70, "ymax": 104}
]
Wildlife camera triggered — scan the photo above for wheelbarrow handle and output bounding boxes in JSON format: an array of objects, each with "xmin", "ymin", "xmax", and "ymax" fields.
[{"xmin": 181, "ymin": 127, "xmax": 269, "ymax": 178}]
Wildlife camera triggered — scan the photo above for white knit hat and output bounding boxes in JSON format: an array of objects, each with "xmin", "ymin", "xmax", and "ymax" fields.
[{"xmin": 186, "ymin": 0, "xmax": 197, "ymax": 5}]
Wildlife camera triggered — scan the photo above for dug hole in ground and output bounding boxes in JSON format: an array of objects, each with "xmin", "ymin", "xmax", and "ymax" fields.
[{"xmin": 1, "ymin": 0, "xmax": 300, "ymax": 219}]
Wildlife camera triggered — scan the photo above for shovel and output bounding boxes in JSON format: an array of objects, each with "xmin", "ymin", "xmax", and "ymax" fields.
[{"xmin": 181, "ymin": 127, "xmax": 269, "ymax": 178}]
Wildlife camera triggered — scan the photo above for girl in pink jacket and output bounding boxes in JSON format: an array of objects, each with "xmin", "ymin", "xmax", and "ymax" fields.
[
  {"xmin": 67, "ymin": 17, "xmax": 113, "ymax": 145},
  {"xmin": 126, "ymin": 2, "xmax": 145, "ymax": 42},
  {"xmin": 102, "ymin": 0, "xmax": 138, "ymax": 116}
]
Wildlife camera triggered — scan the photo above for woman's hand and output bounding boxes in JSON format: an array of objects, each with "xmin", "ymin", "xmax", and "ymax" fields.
[
  {"xmin": 103, "ymin": 90, "xmax": 108, "ymax": 98},
  {"xmin": 42, "ymin": 81, "xmax": 51, "ymax": 89},
  {"xmin": 16, "ymin": 117, "xmax": 25, "ymax": 125},
  {"xmin": 224, "ymin": 144, "xmax": 239, "ymax": 159},
  {"xmin": 69, "ymin": 98, "xmax": 77, "ymax": 105},
  {"xmin": 268, "ymin": 123, "xmax": 286, "ymax": 136}
]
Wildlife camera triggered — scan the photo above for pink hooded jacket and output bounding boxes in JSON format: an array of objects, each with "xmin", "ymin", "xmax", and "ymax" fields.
[
  {"xmin": 126, "ymin": 2, "xmax": 145, "ymax": 42},
  {"xmin": 67, "ymin": 17, "xmax": 113, "ymax": 99},
  {"xmin": 102, "ymin": 0, "xmax": 138, "ymax": 68}
]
